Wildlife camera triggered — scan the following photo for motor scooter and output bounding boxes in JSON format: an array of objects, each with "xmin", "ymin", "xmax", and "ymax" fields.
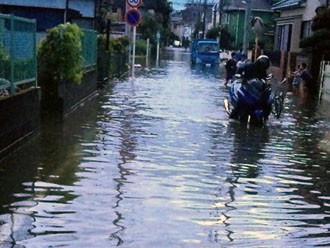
[{"xmin": 224, "ymin": 74, "xmax": 286, "ymax": 125}]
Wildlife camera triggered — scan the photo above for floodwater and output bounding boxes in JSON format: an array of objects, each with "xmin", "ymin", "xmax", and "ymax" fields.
[{"xmin": 1, "ymin": 49, "xmax": 330, "ymax": 247}]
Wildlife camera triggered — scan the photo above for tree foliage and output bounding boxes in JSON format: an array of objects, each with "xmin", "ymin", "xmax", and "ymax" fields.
[
  {"xmin": 138, "ymin": 0, "xmax": 173, "ymax": 46},
  {"xmin": 38, "ymin": 23, "xmax": 83, "ymax": 84},
  {"xmin": 312, "ymin": 7, "xmax": 330, "ymax": 32},
  {"xmin": 0, "ymin": 43, "xmax": 8, "ymax": 60},
  {"xmin": 206, "ymin": 27, "xmax": 234, "ymax": 50},
  {"xmin": 300, "ymin": 7, "xmax": 330, "ymax": 51},
  {"xmin": 97, "ymin": 35, "xmax": 130, "ymax": 53}
]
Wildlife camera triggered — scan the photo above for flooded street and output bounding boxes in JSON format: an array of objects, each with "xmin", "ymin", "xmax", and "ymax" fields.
[{"xmin": 1, "ymin": 49, "xmax": 330, "ymax": 247}]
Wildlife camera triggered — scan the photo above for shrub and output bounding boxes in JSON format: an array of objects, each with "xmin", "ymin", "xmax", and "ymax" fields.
[
  {"xmin": 136, "ymin": 39, "xmax": 147, "ymax": 56},
  {"xmin": 38, "ymin": 23, "xmax": 84, "ymax": 84},
  {"xmin": 97, "ymin": 35, "xmax": 130, "ymax": 54}
]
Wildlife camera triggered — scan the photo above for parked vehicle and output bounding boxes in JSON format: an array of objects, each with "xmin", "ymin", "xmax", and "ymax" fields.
[{"xmin": 191, "ymin": 39, "xmax": 220, "ymax": 66}]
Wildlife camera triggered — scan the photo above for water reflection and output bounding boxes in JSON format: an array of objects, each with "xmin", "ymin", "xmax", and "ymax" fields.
[
  {"xmin": 1, "ymin": 49, "xmax": 330, "ymax": 247},
  {"xmin": 229, "ymin": 122, "xmax": 269, "ymax": 178},
  {"xmin": 110, "ymin": 90, "xmax": 138, "ymax": 246},
  {"xmin": 0, "ymin": 97, "xmax": 101, "ymax": 246},
  {"xmin": 226, "ymin": 123, "xmax": 269, "ymax": 242}
]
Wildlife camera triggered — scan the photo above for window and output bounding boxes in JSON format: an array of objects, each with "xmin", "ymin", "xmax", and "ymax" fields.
[
  {"xmin": 198, "ymin": 43, "xmax": 219, "ymax": 53},
  {"xmin": 276, "ymin": 24, "xmax": 292, "ymax": 51},
  {"xmin": 301, "ymin": 21, "xmax": 312, "ymax": 39}
]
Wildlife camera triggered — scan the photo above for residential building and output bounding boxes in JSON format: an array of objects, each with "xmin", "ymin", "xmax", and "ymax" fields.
[
  {"xmin": 0, "ymin": 0, "xmax": 97, "ymax": 31},
  {"xmin": 182, "ymin": 2, "xmax": 214, "ymax": 39},
  {"xmin": 170, "ymin": 12, "xmax": 192, "ymax": 42},
  {"xmin": 272, "ymin": 0, "xmax": 325, "ymax": 52}
]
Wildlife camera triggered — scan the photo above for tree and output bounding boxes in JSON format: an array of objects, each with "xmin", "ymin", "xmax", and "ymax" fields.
[
  {"xmin": 300, "ymin": 7, "xmax": 330, "ymax": 53},
  {"xmin": 138, "ymin": 0, "xmax": 173, "ymax": 46},
  {"xmin": 206, "ymin": 27, "xmax": 234, "ymax": 50},
  {"xmin": 299, "ymin": 7, "xmax": 330, "ymax": 91},
  {"xmin": 38, "ymin": 23, "xmax": 84, "ymax": 84}
]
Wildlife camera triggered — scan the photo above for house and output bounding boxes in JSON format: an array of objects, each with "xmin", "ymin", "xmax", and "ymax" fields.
[
  {"xmin": 0, "ymin": 0, "xmax": 97, "ymax": 32},
  {"xmin": 221, "ymin": 0, "xmax": 275, "ymax": 49},
  {"xmin": 270, "ymin": 0, "xmax": 327, "ymax": 81},
  {"xmin": 96, "ymin": 0, "xmax": 126, "ymax": 37},
  {"xmin": 182, "ymin": 2, "xmax": 214, "ymax": 39},
  {"xmin": 272, "ymin": 0, "xmax": 325, "ymax": 52}
]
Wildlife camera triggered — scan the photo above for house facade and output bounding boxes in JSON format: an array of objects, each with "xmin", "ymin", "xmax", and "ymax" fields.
[
  {"xmin": 0, "ymin": 0, "xmax": 96, "ymax": 32},
  {"xmin": 272, "ymin": 0, "xmax": 326, "ymax": 52},
  {"xmin": 221, "ymin": 0, "xmax": 275, "ymax": 49},
  {"xmin": 182, "ymin": 2, "xmax": 214, "ymax": 39}
]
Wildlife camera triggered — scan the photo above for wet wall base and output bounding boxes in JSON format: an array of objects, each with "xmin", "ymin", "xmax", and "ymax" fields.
[
  {"xmin": 41, "ymin": 69, "xmax": 97, "ymax": 121},
  {"xmin": 0, "ymin": 87, "xmax": 40, "ymax": 158}
]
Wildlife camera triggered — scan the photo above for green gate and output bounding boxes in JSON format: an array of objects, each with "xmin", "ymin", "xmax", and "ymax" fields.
[{"xmin": 0, "ymin": 14, "xmax": 37, "ymax": 95}]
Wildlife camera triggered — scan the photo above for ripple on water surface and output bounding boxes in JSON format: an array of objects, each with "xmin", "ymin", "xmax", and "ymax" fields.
[{"xmin": 1, "ymin": 55, "xmax": 330, "ymax": 247}]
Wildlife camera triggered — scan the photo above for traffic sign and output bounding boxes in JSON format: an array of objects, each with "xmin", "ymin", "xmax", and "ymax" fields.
[
  {"xmin": 127, "ymin": 0, "xmax": 142, "ymax": 8},
  {"xmin": 125, "ymin": 9, "xmax": 142, "ymax": 26},
  {"xmin": 156, "ymin": 31, "xmax": 161, "ymax": 42}
]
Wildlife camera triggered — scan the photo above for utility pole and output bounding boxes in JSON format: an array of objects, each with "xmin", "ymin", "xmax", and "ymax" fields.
[
  {"xmin": 64, "ymin": 0, "xmax": 69, "ymax": 23},
  {"xmin": 213, "ymin": 4, "xmax": 217, "ymax": 28},
  {"xmin": 243, "ymin": 0, "xmax": 252, "ymax": 56},
  {"xmin": 202, "ymin": 0, "xmax": 207, "ymax": 38},
  {"xmin": 195, "ymin": 0, "xmax": 201, "ymax": 38},
  {"xmin": 218, "ymin": 0, "xmax": 222, "ymax": 46},
  {"xmin": 218, "ymin": 0, "xmax": 222, "ymax": 26}
]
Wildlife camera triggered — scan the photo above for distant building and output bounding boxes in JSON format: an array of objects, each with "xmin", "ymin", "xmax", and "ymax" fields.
[
  {"xmin": 272, "ymin": 0, "xmax": 325, "ymax": 52},
  {"xmin": 220, "ymin": 0, "xmax": 275, "ymax": 49},
  {"xmin": 181, "ymin": 2, "xmax": 213, "ymax": 39},
  {"xmin": 0, "ymin": 0, "xmax": 96, "ymax": 31}
]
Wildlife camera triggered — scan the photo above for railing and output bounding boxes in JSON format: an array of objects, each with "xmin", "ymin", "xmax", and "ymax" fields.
[
  {"xmin": 319, "ymin": 60, "xmax": 330, "ymax": 102},
  {"xmin": 0, "ymin": 14, "xmax": 37, "ymax": 95},
  {"xmin": 81, "ymin": 29, "xmax": 97, "ymax": 68},
  {"xmin": 97, "ymin": 50, "xmax": 128, "ymax": 82}
]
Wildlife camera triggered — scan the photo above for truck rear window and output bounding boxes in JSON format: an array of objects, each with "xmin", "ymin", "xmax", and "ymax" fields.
[{"xmin": 198, "ymin": 43, "xmax": 218, "ymax": 53}]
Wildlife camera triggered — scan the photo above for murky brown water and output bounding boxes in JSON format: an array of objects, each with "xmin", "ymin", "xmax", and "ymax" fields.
[{"xmin": 1, "ymin": 49, "xmax": 330, "ymax": 247}]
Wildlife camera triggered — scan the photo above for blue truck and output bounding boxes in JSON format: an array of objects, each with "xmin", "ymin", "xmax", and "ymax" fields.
[{"xmin": 191, "ymin": 39, "xmax": 220, "ymax": 66}]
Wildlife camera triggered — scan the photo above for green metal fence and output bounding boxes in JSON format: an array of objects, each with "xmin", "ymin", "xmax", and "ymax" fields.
[
  {"xmin": 0, "ymin": 14, "xmax": 37, "ymax": 95},
  {"xmin": 81, "ymin": 29, "xmax": 97, "ymax": 68},
  {"xmin": 97, "ymin": 50, "xmax": 128, "ymax": 82}
]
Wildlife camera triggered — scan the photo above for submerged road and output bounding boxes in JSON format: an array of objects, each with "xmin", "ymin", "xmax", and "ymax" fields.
[{"xmin": 1, "ymin": 49, "xmax": 330, "ymax": 247}]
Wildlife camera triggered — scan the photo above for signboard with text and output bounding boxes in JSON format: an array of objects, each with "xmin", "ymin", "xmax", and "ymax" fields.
[{"xmin": 127, "ymin": 0, "xmax": 142, "ymax": 8}]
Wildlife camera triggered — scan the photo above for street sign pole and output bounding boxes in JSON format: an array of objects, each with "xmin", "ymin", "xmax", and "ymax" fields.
[
  {"xmin": 132, "ymin": 26, "xmax": 136, "ymax": 78},
  {"xmin": 125, "ymin": 0, "xmax": 142, "ymax": 79},
  {"xmin": 243, "ymin": 0, "xmax": 251, "ymax": 57},
  {"xmin": 146, "ymin": 38, "xmax": 150, "ymax": 67},
  {"xmin": 156, "ymin": 31, "xmax": 160, "ymax": 67}
]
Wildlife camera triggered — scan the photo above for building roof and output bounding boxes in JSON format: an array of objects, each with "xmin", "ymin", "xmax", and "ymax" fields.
[
  {"xmin": 0, "ymin": 0, "xmax": 95, "ymax": 17},
  {"xmin": 225, "ymin": 0, "xmax": 273, "ymax": 12},
  {"xmin": 272, "ymin": 0, "xmax": 306, "ymax": 10}
]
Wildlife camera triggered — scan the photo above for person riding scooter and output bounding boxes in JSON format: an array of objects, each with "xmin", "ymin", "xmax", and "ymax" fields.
[{"xmin": 228, "ymin": 55, "xmax": 272, "ymax": 124}]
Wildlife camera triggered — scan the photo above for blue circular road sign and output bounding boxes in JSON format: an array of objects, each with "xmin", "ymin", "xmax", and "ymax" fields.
[{"xmin": 125, "ymin": 9, "xmax": 142, "ymax": 26}]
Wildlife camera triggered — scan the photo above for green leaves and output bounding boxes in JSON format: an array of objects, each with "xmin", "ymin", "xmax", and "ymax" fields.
[{"xmin": 38, "ymin": 23, "xmax": 84, "ymax": 84}]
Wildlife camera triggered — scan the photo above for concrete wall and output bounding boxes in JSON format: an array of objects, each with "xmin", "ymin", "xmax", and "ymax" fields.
[
  {"xmin": 0, "ymin": 87, "xmax": 40, "ymax": 157},
  {"xmin": 41, "ymin": 69, "xmax": 97, "ymax": 120}
]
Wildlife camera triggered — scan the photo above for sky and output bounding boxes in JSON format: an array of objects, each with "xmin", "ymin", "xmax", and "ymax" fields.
[
  {"xmin": 171, "ymin": 0, "xmax": 217, "ymax": 11},
  {"xmin": 171, "ymin": 0, "xmax": 189, "ymax": 10}
]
